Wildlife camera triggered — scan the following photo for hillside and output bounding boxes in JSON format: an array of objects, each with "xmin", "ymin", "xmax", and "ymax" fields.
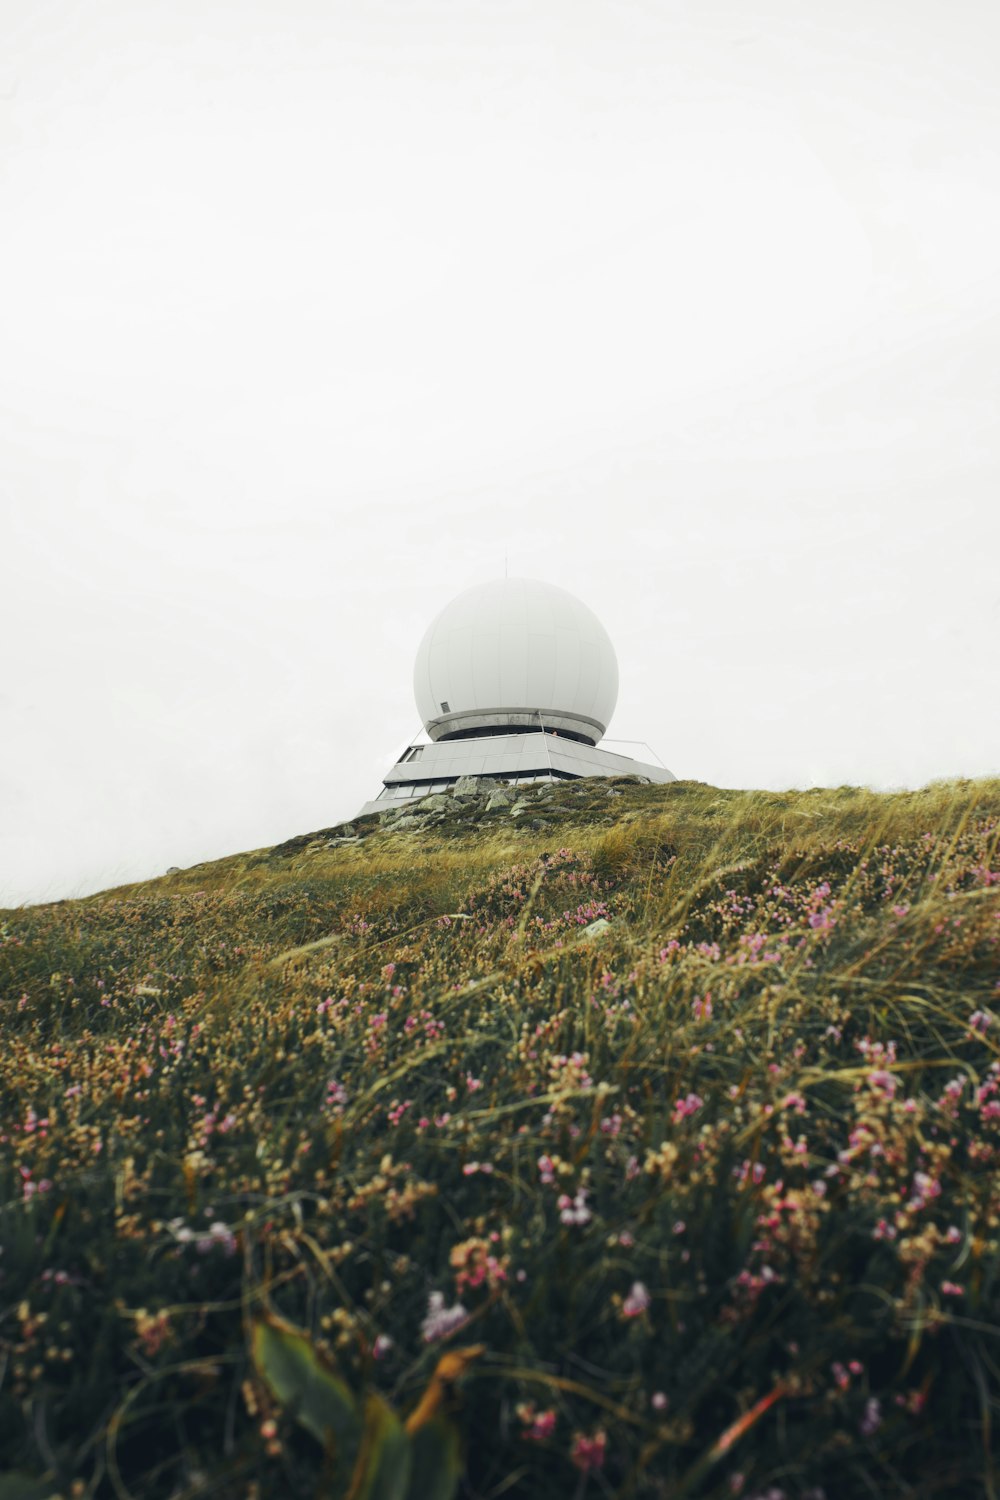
[{"xmin": 2, "ymin": 776, "xmax": 999, "ymax": 1500}]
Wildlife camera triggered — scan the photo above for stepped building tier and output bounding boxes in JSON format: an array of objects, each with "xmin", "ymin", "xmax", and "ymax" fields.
[{"xmin": 358, "ymin": 577, "xmax": 674, "ymax": 815}]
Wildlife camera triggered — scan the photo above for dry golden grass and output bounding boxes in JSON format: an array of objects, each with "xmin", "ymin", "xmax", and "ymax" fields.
[{"xmin": 2, "ymin": 775, "xmax": 998, "ymax": 1499}]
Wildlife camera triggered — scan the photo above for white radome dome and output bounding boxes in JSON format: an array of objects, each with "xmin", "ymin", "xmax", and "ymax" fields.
[{"xmin": 413, "ymin": 578, "xmax": 619, "ymax": 745}]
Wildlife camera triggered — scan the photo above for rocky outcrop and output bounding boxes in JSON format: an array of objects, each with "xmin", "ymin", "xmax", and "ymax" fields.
[
  {"xmin": 268, "ymin": 773, "xmax": 666, "ymax": 859},
  {"xmin": 453, "ymin": 775, "xmax": 501, "ymax": 797}
]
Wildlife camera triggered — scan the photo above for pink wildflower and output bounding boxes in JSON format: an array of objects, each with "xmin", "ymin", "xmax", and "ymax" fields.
[
  {"xmin": 528, "ymin": 1408, "xmax": 557, "ymax": 1442},
  {"xmin": 570, "ymin": 1429, "xmax": 607, "ymax": 1472},
  {"xmin": 558, "ymin": 1189, "xmax": 592, "ymax": 1227},
  {"xmin": 672, "ymin": 1092, "xmax": 704, "ymax": 1124},
  {"xmin": 622, "ymin": 1281, "xmax": 651, "ymax": 1318}
]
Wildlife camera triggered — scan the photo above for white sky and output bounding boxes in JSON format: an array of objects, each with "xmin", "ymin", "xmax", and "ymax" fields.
[{"xmin": 2, "ymin": 0, "xmax": 999, "ymax": 908}]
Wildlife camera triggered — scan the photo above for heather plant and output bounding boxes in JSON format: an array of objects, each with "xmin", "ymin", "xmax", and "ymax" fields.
[{"xmin": 0, "ymin": 777, "xmax": 998, "ymax": 1499}]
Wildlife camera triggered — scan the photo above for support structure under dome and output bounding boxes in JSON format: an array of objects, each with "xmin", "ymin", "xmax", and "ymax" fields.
[
  {"xmin": 356, "ymin": 730, "xmax": 674, "ymax": 817},
  {"xmin": 358, "ymin": 577, "xmax": 676, "ymax": 817}
]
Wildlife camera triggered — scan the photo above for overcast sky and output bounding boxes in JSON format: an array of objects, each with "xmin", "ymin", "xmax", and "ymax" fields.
[{"xmin": 2, "ymin": 0, "xmax": 999, "ymax": 908}]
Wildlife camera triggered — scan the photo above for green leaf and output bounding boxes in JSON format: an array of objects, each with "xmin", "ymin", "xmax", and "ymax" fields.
[
  {"xmin": 251, "ymin": 1314, "xmax": 359, "ymax": 1455},
  {"xmin": 349, "ymin": 1394, "xmax": 412, "ymax": 1500},
  {"xmin": 405, "ymin": 1415, "xmax": 462, "ymax": 1500}
]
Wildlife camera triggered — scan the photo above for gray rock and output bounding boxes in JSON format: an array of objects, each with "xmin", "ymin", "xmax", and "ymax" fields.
[
  {"xmin": 485, "ymin": 790, "xmax": 513, "ymax": 810},
  {"xmin": 325, "ymin": 836, "xmax": 362, "ymax": 846},
  {"xmin": 413, "ymin": 793, "xmax": 452, "ymax": 812},
  {"xmin": 579, "ymin": 918, "xmax": 612, "ymax": 940},
  {"xmin": 453, "ymin": 775, "xmax": 501, "ymax": 797},
  {"xmin": 165, "ymin": 866, "xmax": 181, "ymax": 875},
  {"xmin": 508, "ymin": 801, "xmax": 534, "ymax": 816}
]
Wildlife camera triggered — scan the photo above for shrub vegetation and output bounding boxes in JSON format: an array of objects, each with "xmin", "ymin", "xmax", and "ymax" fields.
[{"xmin": 1, "ymin": 776, "xmax": 999, "ymax": 1499}]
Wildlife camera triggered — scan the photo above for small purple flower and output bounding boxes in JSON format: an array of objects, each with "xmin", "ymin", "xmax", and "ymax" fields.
[
  {"xmin": 859, "ymin": 1397, "xmax": 882, "ymax": 1437},
  {"xmin": 420, "ymin": 1292, "xmax": 469, "ymax": 1343},
  {"xmin": 195, "ymin": 1221, "xmax": 237, "ymax": 1255}
]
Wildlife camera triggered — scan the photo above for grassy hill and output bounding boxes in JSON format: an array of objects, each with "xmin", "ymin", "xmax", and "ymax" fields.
[{"xmin": 1, "ymin": 776, "xmax": 999, "ymax": 1500}]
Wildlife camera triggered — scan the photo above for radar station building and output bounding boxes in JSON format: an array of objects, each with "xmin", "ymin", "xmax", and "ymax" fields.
[{"xmin": 359, "ymin": 578, "xmax": 675, "ymax": 815}]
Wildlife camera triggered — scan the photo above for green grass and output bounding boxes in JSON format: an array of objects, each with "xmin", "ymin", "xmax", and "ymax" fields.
[{"xmin": 1, "ymin": 776, "xmax": 999, "ymax": 1500}]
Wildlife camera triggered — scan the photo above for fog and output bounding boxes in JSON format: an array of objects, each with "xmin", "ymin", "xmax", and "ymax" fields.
[{"xmin": 2, "ymin": 0, "xmax": 998, "ymax": 906}]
